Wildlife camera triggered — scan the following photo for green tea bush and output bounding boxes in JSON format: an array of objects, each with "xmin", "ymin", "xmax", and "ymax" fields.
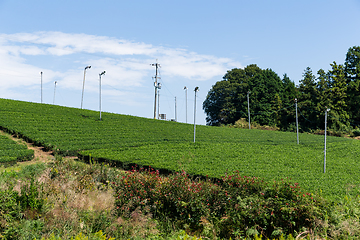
[
  {"xmin": 0, "ymin": 134, "xmax": 34, "ymax": 165},
  {"xmin": 2, "ymin": 98, "xmax": 360, "ymax": 200}
]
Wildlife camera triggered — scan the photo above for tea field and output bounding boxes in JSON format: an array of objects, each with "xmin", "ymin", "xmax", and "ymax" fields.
[
  {"xmin": 1, "ymin": 98, "xmax": 360, "ymax": 200},
  {"xmin": 0, "ymin": 132, "xmax": 34, "ymax": 164}
]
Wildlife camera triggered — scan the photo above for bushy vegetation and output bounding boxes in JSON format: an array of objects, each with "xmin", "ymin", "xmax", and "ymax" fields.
[
  {"xmin": 113, "ymin": 166, "xmax": 329, "ymax": 239},
  {"xmin": 1, "ymin": 158, "xmax": 360, "ymax": 239},
  {"xmin": 0, "ymin": 157, "xmax": 163, "ymax": 239}
]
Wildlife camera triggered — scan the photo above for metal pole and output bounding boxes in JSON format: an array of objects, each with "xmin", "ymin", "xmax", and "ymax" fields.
[
  {"xmin": 194, "ymin": 87, "xmax": 199, "ymax": 143},
  {"xmin": 295, "ymin": 98, "xmax": 299, "ymax": 144},
  {"xmin": 99, "ymin": 74, "xmax": 102, "ymax": 120},
  {"xmin": 158, "ymin": 89, "xmax": 160, "ymax": 119},
  {"xmin": 324, "ymin": 108, "xmax": 330, "ymax": 173},
  {"xmin": 99, "ymin": 71, "xmax": 106, "ymax": 120},
  {"xmin": 81, "ymin": 66, "xmax": 91, "ymax": 109},
  {"xmin": 184, "ymin": 86, "xmax": 188, "ymax": 123},
  {"xmin": 154, "ymin": 64, "xmax": 158, "ymax": 119},
  {"xmin": 247, "ymin": 91, "xmax": 251, "ymax": 129},
  {"xmin": 40, "ymin": 72, "xmax": 43, "ymax": 103},
  {"xmin": 175, "ymin": 96, "xmax": 177, "ymax": 122},
  {"xmin": 53, "ymin": 81, "xmax": 57, "ymax": 105},
  {"xmin": 151, "ymin": 60, "xmax": 160, "ymax": 119}
]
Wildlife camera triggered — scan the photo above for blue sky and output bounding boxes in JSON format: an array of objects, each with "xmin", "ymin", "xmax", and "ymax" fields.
[{"xmin": 0, "ymin": 0, "xmax": 359, "ymax": 124}]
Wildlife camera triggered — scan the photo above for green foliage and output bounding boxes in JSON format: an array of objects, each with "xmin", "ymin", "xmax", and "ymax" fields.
[
  {"xmin": 19, "ymin": 162, "xmax": 47, "ymax": 179},
  {"xmin": 203, "ymin": 64, "xmax": 287, "ymax": 126},
  {"xmin": 18, "ymin": 178, "xmax": 45, "ymax": 213},
  {"xmin": 3, "ymin": 219, "xmax": 44, "ymax": 240},
  {"xmin": 0, "ymin": 189, "xmax": 21, "ymax": 232},
  {"xmin": 203, "ymin": 46, "xmax": 360, "ymax": 133},
  {"xmin": 0, "ymin": 134, "xmax": 34, "ymax": 164},
  {"xmin": 112, "ymin": 168, "xmax": 330, "ymax": 239},
  {"xmin": 2, "ymin": 157, "xmax": 360, "ymax": 239},
  {"xmin": 36, "ymin": 230, "xmax": 115, "ymax": 240},
  {"xmin": 328, "ymin": 61, "xmax": 349, "ymax": 130},
  {"xmin": 351, "ymin": 128, "xmax": 360, "ymax": 137},
  {"xmin": 297, "ymin": 67, "xmax": 318, "ymax": 131}
]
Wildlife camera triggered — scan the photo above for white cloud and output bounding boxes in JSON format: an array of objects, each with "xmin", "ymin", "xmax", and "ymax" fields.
[
  {"xmin": 0, "ymin": 32, "xmax": 157, "ymax": 56},
  {"xmin": 0, "ymin": 31, "xmax": 241, "ymax": 109}
]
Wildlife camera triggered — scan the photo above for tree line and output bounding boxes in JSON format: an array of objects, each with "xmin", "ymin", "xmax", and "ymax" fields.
[{"xmin": 203, "ymin": 46, "xmax": 360, "ymax": 133}]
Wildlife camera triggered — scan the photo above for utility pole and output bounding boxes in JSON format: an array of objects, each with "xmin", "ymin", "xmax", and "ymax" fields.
[
  {"xmin": 157, "ymin": 83, "xmax": 161, "ymax": 119},
  {"xmin": 184, "ymin": 86, "xmax": 188, "ymax": 123},
  {"xmin": 324, "ymin": 107, "xmax": 330, "ymax": 173},
  {"xmin": 40, "ymin": 72, "xmax": 43, "ymax": 103},
  {"xmin": 175, "ymin": 96, "xmax": 177, "ymax": 122},
  {"xmin": 53, "ymin": 81, "xmax": 57, "ymax": 105},
  {"xmin": 295, "ymin": 98, "xmax": 299, "ymax": 144},
  {"xmin": 247, "ymin": 91, "xmax": 251, "ymax": 129},
  {"xmin": 194, "ymin": 87, "xmax": 199, "ymax": 143},
  {"xmin": 99, "ymin": 71, "xmax": 106, "ymax": 120},
  {"xmin": 157, "ymin": 90, "xmax": 160, "ymax": 119},
  {"xmin": 151, "ymin": 60, "xmax": 161, "ymax": 119},
  {"xmin": 81, "ymin": 65, "xmax": 91, "ymax": 109}
]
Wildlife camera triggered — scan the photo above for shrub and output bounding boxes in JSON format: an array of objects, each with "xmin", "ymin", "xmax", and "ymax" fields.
[
  {"xmin": 0, "ymin": 189, "xmax": 21, "ymax": 232},
  {"xmin": 351, "ymin": 129, "xmax": 360, "ymax": 137},
  {"xmin": 112, "ymin": 168, "xmax": 330, "ymax": 239},
  {"xmin": 18, "ymin": 178, "xmax": 45, "ymax": 216}
]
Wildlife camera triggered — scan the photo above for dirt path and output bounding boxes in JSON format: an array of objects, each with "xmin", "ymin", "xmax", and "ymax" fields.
[{"xmin": 0, "ymin": 130, "xmax": 55, "ymax": 165}]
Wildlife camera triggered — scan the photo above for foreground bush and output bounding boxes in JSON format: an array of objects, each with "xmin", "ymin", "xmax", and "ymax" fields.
[
  {"xmin": 113, "ymin": 167, "xmax": 330, "ymax": 239},
  {"xmin": 3, "ymin": 157, "xmax": 360, "ymax": 239}
]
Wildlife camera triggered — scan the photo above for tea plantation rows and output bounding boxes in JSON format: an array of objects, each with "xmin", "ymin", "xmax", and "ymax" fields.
[
  {"xmin": 0, "ymin": 133, "xmax": 34, "ymax": 164},
  {"xmin": 1, "ymin": 98, "xmax": 360, "ymax": 200}
]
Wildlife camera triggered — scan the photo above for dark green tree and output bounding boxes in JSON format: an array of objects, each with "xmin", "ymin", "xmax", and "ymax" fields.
[
  {"xmin": 203, "ymin": 67, "xmax": 252, "ymax": 126},
  {"xmin": 278, "ymin": 74, "xmax": 297, "ymax": 130},
  {"xmin": 328, "ymin": 61, "xmax": 349, "ymax": 130},
  {"xmin": 250, "ymin": 68, "xmax": 284, "ymax": 126},
  {"xmin": 345, "ymin": 46, "xmax": 360, "ymax": 80},
  {"xmin": 297, "ymin": 67, "xmax": 318, "ymax": 131},
  {"xmin": 203, "ymin": 65, "xmax": 285, "ymax": 126},
  {"xmin": 344, "ymin": 46, "xmax": 360, "ymax": 123},
  {"xmin": 314, "ymin": 69, "xmax": 331, "ymax": 129}
]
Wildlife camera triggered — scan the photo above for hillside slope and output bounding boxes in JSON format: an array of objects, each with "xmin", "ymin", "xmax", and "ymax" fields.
[{"xmin": 1, "ymin": 98, "xmax": 359, "ymax": 199}]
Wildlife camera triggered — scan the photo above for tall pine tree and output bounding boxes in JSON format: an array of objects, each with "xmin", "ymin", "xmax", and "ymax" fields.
[
  {"xmin": 298, "ymin": 67, "xmax": 318, "ymax": 130},
  {"xmin": 328, "ymin": 61, "xmax": 349, "ymax": 130},
  {"xmin": 314, "ymin": 69, "xmax": 331, "ymax": 129},
  {"xmin": 345, "ymin": 46, "xmax": 360, "ymax": 123},
  {"xmin": 279, "ymin": 74, "xmax": 297, "ymax": 130}
]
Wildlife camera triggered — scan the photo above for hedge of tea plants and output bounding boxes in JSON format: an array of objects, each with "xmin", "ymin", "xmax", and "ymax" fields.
[
  {"xmin": 1, "ymin": 98, "xmax": 360, "ymax": 200},
  {"xmin": 0, "ymin": 134, "xmax": 34, "ymax": 164}
]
